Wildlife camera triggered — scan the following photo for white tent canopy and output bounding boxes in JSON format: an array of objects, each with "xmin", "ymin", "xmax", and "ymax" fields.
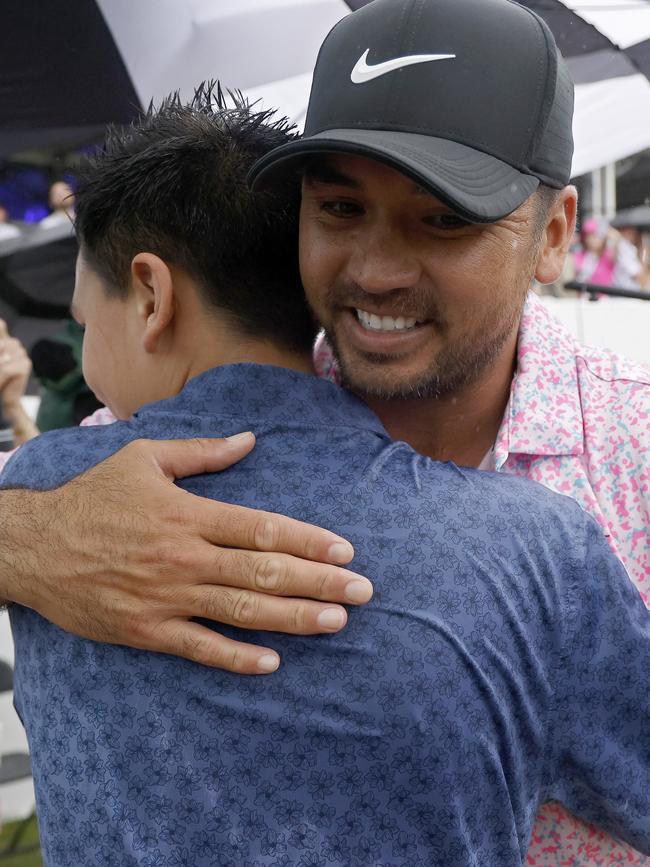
[{"xmin": 572, "ymin": 74, "xmax": 650, "ymax": 176}]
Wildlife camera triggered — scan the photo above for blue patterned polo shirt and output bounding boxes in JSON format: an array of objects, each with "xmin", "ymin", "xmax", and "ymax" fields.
[{"xmin": 4, "ymin": 364, "xmax": 650, "ymax": 867}]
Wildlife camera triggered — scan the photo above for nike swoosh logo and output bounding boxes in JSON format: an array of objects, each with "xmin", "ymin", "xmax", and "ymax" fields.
[{"xmin": 350, "ymin": 49, "xmax": 456, "ymax": 84}]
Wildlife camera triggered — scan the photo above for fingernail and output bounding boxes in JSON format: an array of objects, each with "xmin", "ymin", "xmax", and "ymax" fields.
[
  {"xmin": 257, "ymin": 653, "xmax": 280, "ymax": 673},
  {"xmin": 344, "ymin": 579, "xmax": 373, "ymax": 604},
  {"xmin": 226, "ymin": 431, "xmax": 253, "ymax": 444},
  {"xmin": 327, "ymin": 541, "xmax": 354, "ymax": 563},
  {"xmin": 317, "ymin": 608, "xmax": 347, "ymax": 630}
]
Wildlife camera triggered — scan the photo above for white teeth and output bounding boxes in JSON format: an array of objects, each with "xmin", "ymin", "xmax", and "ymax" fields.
[{"xmin": 355, "ymin": 309, "xmax": 419, "ymax": 331}]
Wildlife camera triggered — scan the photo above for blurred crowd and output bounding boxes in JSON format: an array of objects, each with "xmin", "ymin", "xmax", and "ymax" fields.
[
  {"xmin": 538, "ymin": 213, "xmax": 650, "ymax": 295},
  {"xmin": 1, "ymin": 186, "xmax": 649, "ymax": 450},
  {"xmin": 0, "ymin": 179, "xmax": 75, "ymax": 244}
]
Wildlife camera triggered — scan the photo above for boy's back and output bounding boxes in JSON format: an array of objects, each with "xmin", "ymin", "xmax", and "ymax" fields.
[{"xmin": 4, "ymin": 364, "xmax": 650, "ymax": 866}]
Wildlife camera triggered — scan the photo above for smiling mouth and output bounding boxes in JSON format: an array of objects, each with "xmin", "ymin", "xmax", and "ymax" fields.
[{"xmin": 354, "ymin": 308, "xmax": 424, "ymax": 332}]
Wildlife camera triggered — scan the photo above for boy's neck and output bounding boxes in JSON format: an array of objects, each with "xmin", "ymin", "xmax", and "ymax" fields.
[
  {"xmin": 187, "ymin": 339, "xmax": 314, "ymax": 380},
  {"xmin": 181, "ymin": 311, "xmax": 314, "ymax": 384}
]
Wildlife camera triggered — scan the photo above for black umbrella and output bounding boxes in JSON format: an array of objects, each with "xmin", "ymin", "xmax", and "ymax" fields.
[
  {"xmin": 336, "ymin": 0, "xmax": 650, "ymax": 176},
  {"xmin": 0, "ymin": 0, "xmax": 351, "ymax": 159},
  {"xmin": 0, "ymin": 1, "xmax": 141, "ymax": 157},
  {"xmin": 612, "ymin": 204, "xmax": 650, "ymax": 230},
  {"xmin": 3, "ymin": 0, "xmax": 650, "ymax": 166},
  {"xmin": 518, "ymin": 0, "xmax": 650, "ymax": 85},
  {"xmin": 346, "ymin": 0, "xmax": 650, "ymax": 83}
]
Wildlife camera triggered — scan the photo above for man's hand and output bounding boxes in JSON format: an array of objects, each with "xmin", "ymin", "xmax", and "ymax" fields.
[{"xmin": 0, "ymin": 434, "xmax": 372, "ymax": 674}]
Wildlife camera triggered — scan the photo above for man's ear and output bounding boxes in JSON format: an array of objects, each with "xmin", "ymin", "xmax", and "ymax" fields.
[
  {"xmin": 534, "ymin": 186, "xmax": 578, "ymax": 285},
  {"xmin": 130, "ymin": 253, "xmax": 175, "ymax": 353}
]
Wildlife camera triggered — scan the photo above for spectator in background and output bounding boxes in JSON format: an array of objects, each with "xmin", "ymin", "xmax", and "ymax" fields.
[
  {"xmin": 0, "ymin": 203, "xmax": 22, "ymax": 242},
  {"xmin": 616, "ymin": 225, "xmax": 650, "ymax": 290},
  {"xmin": 0, "ymin": 319, "xmax": 38, "ymax": 445},
  {"xmin": 40, "ymin": 180, "xmax": 75, "ymax": 229},
  {"xmin": 0, "ymin": 318, "xmax": 102, "ymax": 436},
  {"xmin": 31, "ymin": 319, "xmax": 102, "ymax": 431},
  {"xmin": 574, "ymin": 216, "xmax": 643, "ymax": 289}
]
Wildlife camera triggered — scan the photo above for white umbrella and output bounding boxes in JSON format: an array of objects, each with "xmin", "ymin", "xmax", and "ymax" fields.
[{"xmin": 97, "ymin": 0, "xmax": 350, "ymax": 107}]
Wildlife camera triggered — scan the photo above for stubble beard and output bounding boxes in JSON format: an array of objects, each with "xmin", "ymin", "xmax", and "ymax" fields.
[{"xmin": 320, "ymin": 283, "xmax": 531, "ymax": 402}]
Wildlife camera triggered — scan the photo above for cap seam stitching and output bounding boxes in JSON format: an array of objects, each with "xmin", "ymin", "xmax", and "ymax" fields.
[
  {"xmin": 386, "ymin": 0, "xmax": 419, "ymax": 127},
  {"xmin": 513, "ymin": 1, "xmax": 557, "ymax": 166}
]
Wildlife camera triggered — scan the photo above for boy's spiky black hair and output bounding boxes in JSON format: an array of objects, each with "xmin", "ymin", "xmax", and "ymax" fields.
[{"xmin": 74, "ymin": 81, "xmax": 316, "ymax": 351}]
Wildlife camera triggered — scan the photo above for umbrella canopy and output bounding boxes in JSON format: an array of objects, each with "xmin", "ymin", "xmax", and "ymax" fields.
[
  {"xmin": 0, "ymin": 1, "xmax": 140, "ymax": 157},
  {"xmin": 0, "ymin": 0, "xmax": 350, "ymax": 158},
  {"xmin": 519, "ymin": 0, "xmax": 650, "ymax": 175},
  {"xmin": 611, "ymin": 204, "xmax": 650, "ymax": 230},
  {"xmin": 1, "ymin": 0, "xmax": 649, "ymax": 171},
  {"xmin": 249, "ymin": 0, "xmax": 650, "ymax": 177},
  {"xmin": 521, "ymin": 0, "xmax": 650, "ymax": 82}
]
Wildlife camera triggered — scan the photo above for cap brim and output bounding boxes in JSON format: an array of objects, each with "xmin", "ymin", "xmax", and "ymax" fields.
[{"xmin": 248, "ymin": 129, "xmax": 539, "ymax": 223}]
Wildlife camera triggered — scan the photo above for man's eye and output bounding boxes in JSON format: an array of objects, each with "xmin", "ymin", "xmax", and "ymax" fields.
[
  {"xmin": 320, "ymin": 201, "xmax": 362, "ymax": 218},
  {"xmin": 423, "ymin": 214, "xmax": 471, "ymax": 230}
]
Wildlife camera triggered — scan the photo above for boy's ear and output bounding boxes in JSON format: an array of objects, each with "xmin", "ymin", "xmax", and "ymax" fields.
[{"xmin": 130, "ymin": 253, "xmax": 175, "ymax": 353}]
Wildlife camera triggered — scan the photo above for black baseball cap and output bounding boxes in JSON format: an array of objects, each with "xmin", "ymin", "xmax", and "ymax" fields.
[{"xmin": 249, "ymin": 0, "xmax": 574, "ymax": 222}]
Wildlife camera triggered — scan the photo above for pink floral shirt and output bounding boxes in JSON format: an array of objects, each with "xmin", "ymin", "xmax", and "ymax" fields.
[{"xmin": 316, "ymin": 291, "xmax": 650, "ymax": 865}]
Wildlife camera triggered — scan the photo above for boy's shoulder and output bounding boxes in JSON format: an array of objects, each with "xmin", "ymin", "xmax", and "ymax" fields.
[
  {"xmin": 377, "ymin": 443, "xmax": 589, "ymax": 523},
  {"xmin": 0, "ymin": 420, "xmax": 139, "ymax": 490}
]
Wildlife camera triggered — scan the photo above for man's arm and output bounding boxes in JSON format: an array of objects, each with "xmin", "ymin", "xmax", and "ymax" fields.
[{"xmin": 0, "ymin": 433, "xmax": 372, "ymax": 674}]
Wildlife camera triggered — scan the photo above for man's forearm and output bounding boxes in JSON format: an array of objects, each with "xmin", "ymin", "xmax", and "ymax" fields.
[{"xmin": 0, "ymin": 487, "xmax": 48, "ymax": 605}]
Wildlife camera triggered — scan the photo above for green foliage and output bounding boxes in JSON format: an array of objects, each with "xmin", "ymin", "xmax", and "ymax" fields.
[{"xmin": 0, "ymin": 814, "xmax": 42, "ymax": 866}]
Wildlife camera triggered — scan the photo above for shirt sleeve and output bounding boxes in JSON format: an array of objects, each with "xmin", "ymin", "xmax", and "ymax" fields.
[{"xmin": 549, "ymin": 516, "xmax": 650, "ymax": 855}]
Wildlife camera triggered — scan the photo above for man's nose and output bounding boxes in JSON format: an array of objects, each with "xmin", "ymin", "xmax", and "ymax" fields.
[{"xmin": 346, "ymin": 226, "xmax": 422, "ymax": 294}]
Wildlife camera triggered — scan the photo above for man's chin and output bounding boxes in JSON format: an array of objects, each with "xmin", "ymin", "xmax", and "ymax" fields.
[
  {"xmin": 324, "ymin": 333, "xmax": 432, "ymax": 400},
  {"xmin": 337, "ymin": 357, "xmax": 447, "ymax": 401}
]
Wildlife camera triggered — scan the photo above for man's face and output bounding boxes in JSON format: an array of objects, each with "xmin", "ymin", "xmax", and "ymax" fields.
[
  {"xmin": 299, "ymin": 154, "xmax": 544, "ymax": 400},
  {"xmin": 72, "ymin": 251, "xmax": 144, "ymax": 419}
]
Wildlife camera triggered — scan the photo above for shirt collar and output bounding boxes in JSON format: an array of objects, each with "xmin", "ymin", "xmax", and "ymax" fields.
[
  {"xmin": 135, "ymin": 363, "xmax": 389, "ymax": 438},
  {"xmin": 494, "ymin": 293, "xmax": 584, "ymax": 468}
]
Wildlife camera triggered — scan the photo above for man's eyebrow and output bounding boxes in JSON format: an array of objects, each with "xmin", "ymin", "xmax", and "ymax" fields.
[{"xmin": 302, "ymin": 160, "xmax": 361, "ymax": 189}]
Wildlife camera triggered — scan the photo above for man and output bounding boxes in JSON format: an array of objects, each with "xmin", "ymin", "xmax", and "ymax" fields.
[
  {"xmin": 0, "ymin": 0, "xmax": 647, "ymax": 861},
  {"xmin": 5, "ymin": 84, "xmax": 650, "ymax": 867},
  {"xmin": 248, "ymin": 2, "xmax": 650, "ymax": 861}
]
